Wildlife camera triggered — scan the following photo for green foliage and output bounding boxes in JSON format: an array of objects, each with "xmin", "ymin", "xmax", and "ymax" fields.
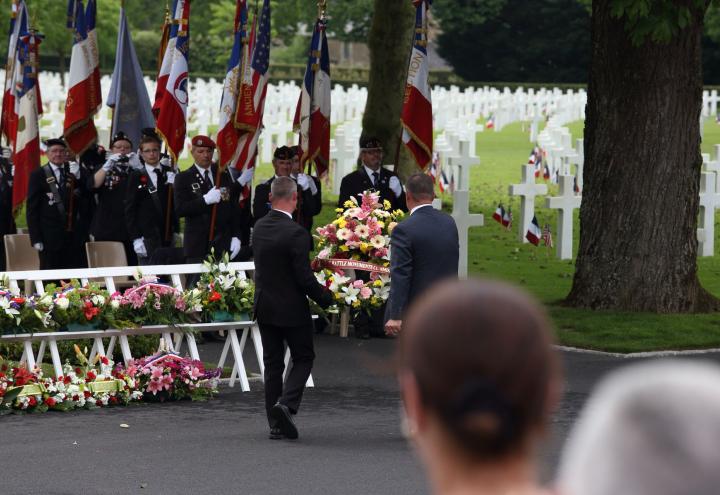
[{"xmin": 609, "ymin": 0, "xmax": 709, "ymax": 45}]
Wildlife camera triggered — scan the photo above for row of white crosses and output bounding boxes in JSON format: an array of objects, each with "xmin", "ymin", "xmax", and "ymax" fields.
[{"xmin": 699, "ymin": 145, "xmax": 720, "ymax": 257}]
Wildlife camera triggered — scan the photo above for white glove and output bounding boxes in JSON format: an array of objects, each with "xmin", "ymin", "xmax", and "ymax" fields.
[
  {"xmin": 389, "ymin": 176, "xmax": 403, "ymax": 198},
  {"xmin": 69, "ymin": 162, "xmax": 80, "ymax": 179},
  {"xmin": 203, "ymin": 187, "xmax": 222, "ymax": 205},
  {"xmin": 237, "ymin": 168, "xmax": 254, "ymax": 187},
  {"xmin": 127, "ymin": 152, "xmax": 143, "ymax": 170},
  {"xmin": 10, "ymin": 165, "xmax": 15, "ymax": 177},
  {"xmin": 133, "ymin": 238, "xmax": 147, "ymax": 258},
  {"xmin": 1, "ymin": 147, "xmax": 11, "ymax": 159},
  {"xmin": 102, "ymin": 153, "xmax": 122, "ymax": 172},
  {"xmin": 230, "ymin": 237, "xmax": 241, "ymax": 260},
  {"xmin": 33, "ymin": 242, "xmax": 43, "ymax": 252},
  {"xmin": 296, "ymin": 173, "xmax": 311, "ymax": 191},
  {"xmin": 159, "ymin": 156, "xmax": 171, "ymax": 168},
  {"xmin": 165, "ymin": 172, "xmax": 176, "ymax": 185}
]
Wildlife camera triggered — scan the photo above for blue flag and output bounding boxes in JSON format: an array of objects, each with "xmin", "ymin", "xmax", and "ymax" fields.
[{"xmin": 107, "ymin": 6, "xmax": 154, "ymax": 149}]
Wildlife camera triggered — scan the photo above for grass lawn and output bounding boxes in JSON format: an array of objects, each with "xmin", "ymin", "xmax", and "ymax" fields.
[{"xmin": 13, "ymin": 120, "xmax": 720, "ymax": 353}]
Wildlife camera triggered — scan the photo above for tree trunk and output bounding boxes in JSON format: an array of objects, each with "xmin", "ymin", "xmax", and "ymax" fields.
[
  {"xmin": 566, "ymin": 0, "xmax": 719, "ymax": 312},
  {"xmin": 362, "ymin": 0, "xmax": 417, "ymax": 179}
]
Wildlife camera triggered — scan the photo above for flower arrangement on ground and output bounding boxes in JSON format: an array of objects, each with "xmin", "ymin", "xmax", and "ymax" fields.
[
  {"xmin": 46, "ymin": 281, "xmax": 111, "ymax": 330},
  {"xmin": 0, "ymin": 281, "xmax": 53, "ymax": 335},
  {"xmin": 194, "ymin": 251, "xmax": 255, "ymax": 322},
  {"xmin": 118, "ymin": 351, "xmax": 221, "ymax": 402},
  {"xmin": 313, "ymin": 269, "xmax": 390, "ymax": 313}
]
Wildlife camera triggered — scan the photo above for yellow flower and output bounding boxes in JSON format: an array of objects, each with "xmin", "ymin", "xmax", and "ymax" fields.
[
  {"xmin": 360, "ymin": 242, "xmax": 370, "ymax": 253},
  {"xmin": 344, "ymin": 200, "xmax": 354, "ymax": 208},
  {"xmin": 352, "ymin": 300, "xmax": 361, "ymax": 308},
  {"xmin": 352, "ymin": 254, "xmax": 360, "ymax": 260},
  {"xmin": 377, "ymin": 221, "xmax": 385, "ymax": 229},
  {"xmin": 334, "ymin": 293, "xmax": 343, "ymax": 301},
  {"xmin": 383, "ymin": 200, "xmax": 391, "ymax": 210},
  {"xmin": 371, "ymin": 297, "xmax": 380, "ymax": 305},
  {"xmin": 338, "ymin": 218, "xmax": 347, "ymax": 229},
  {"xmin": 335, "ymin": 208, "xmax": 343, "ymax": 213},
  {"xmin": 340, "ymin": 245, "xmax": 349, "ymax": 252},
  {"xmin": 373, "ymin": 280, "xmax": 383, "ymax": 287}
]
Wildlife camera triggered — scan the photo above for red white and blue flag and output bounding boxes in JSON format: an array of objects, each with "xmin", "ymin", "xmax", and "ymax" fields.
[
  {"xmin": 401, "ymin": 0, "xmax": 433, "ymax": 170},
  {"xmin": 492, "ymin": 204, "xmax": 505, "ymax": 225},
  {"xmin": 217, "ymin": 0, "xmax": 249, "ymax": 168},
  {"xmin": 485, "ymin": 116, "xmax": 495, "ymax": 129},
  {"xmin": 542, "ymin": 223, "xmax": 553, "ymax": 248},
  {"xmin": 154, "ymin": 0, "xmax": 190, "ymax": 161},
  {"xmin": 526, "ymin": 215, "xmax": 542, "ymax": 246},
  {"xmin": 11, "ymin": 10, "xmax": 42, "ymax": 208},
  {"xmin": 293, "ymin": 15, "xmax": 331, "ymax": 177},
  {"xmin": 2, "ymin": 0, "xmax": 24, "ymax": 146},
  {"xmin": 64, "ymin": 0, "xmax": 101, "ymax": 154}
]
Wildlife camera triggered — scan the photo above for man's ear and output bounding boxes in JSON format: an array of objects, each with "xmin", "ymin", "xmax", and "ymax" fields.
[
  {"xmin": 292, "ymin": 191, "xmax": 298, "ymax": 201},
  {"xmin": 269, "ymin": 192, "xmax": 274, "ymax": 202}
]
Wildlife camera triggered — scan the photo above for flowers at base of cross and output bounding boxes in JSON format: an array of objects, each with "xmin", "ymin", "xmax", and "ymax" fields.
[
  {"xmin": 112, "ymin": 275, "xmax": 198, "ymax": 326},
  {"xmin": 118, "ymin": 352, "xmax": 221, "ymax": 402},
  {"xmin": 315, "ymin": 190, "xmax": 403, "ymax": 265},
  {"xmin": 46, "ymin": 281, "xmax": 110, "ymax": 329},
  {"xmin": 0, "ymin": 277, "xmax": 54, "ymax": 335}
]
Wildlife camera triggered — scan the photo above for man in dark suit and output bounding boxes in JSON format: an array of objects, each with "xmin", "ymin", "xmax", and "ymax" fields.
[
  {"xmin": 0, "ymin": 149, "xmax": 16, "ymax": 271},
  {"xmin": 385, "ymin": 173, "xmax": 459, "ymax": 336},
  {"xmin": 26, "ymin": 138, "xmax": 89, "ymax": 269},
  {"xmin": 174, "ymin": 135, "xmax": 247, "ymax": 266},
  {"xmin": 253, "ymin": 176, "xmax": 334, "ymax": 440},
  {"xmin": 337, "ymin": 136, "xmax": 406, "ymax": 212},
  {"xmin": 125, "ymin": 133, "xmax": 179, "ymax": 265},
  {"xmin": 253, "ymin": 146, "xmax": 321, "ymax": 234}
]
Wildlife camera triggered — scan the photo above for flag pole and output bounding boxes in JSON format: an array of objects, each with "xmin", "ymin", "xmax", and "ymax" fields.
[
  {"xmin": 0, "ymin": 1, "xmax": 19, "ymax": 147},
  {"xmin": 209, "ymin": 1, "xmax": 249, "ymax": 242}
]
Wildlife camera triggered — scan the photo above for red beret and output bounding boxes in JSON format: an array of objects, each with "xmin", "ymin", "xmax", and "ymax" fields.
[{"xmin": 191, "ymin": 135, "xmax": 216, "ymax": 148}]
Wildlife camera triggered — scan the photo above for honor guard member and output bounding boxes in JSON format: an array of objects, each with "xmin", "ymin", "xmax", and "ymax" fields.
[
  {"xmin": 289, "ymin": 145, "xmax": 322, "ymax": 232},
  {"xmin": 26, "ymin": 138, "xmax": 89, "ymax": 269},
  {"xmin": 0, "ymin": 147, "xmax": 16, "ymax": 271},
  {"xmin": 125, "ymin": 132, "xmax": 179, "ymax": 265},
  {"xmin": 338, "ymin": 136, "xmax": 406, "ymax": 212},
  {"xmin": 253, "ymin": 146, "xmax": 321, "ymax": 234},
  {"xmin": 174, "ymin": 135, "xmax": 244, "ymax": 266},
  {"xmin": 91, "ymin": 132, "xmax": 143, "ymax": 265}
]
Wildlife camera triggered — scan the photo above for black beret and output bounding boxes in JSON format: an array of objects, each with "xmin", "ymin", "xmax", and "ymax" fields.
[
  {"xmin": 273, "ymin": 145, "xmax": 294, "ymax": 160},
  {"xmin": 44, "ymin": 137, "xmax": 67, "ymax": 148}
]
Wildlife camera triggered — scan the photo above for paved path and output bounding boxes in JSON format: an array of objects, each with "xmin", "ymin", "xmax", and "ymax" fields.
[{"xmin": 3, "ymin": 335, "xmax": 720, "ymax": 495}]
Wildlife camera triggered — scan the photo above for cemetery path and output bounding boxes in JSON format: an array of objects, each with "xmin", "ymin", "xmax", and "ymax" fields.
[{"xmin": 3, "ymin": 335, "xmax": 720, "ymax": 495}]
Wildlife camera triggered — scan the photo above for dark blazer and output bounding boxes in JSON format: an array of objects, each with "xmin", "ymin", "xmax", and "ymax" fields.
[
  {"xmin": 124, "ymin": 165, "xmax": 178, "ymax": 257},
  {"xmin": 26, "ymin": 163, "xmax": 89, "ymax": 251},
  {"xmin": 253, "ymin": 175, "xmax": 322, "ymax": 232},
  {"xmin": 0, "ymin": 158, "xmax": 15, "ymax": 271},
  {"xmin": 338, "ymin": 166, "xmax": 407, "ymax": 212},
  {"xmin": 174, "ymin": 164, "xmax": 244, "ymax": 260},
  {"xmin": 253, "ymin": 209, "xmax": 333, "ymax": 327},
  {"xmin": 90, "ymin": 164, "xmax": 133, "ymax": 241},
  {"xmin": 385, "ymin": 205, "xmax": 459, "ymax": 321}
]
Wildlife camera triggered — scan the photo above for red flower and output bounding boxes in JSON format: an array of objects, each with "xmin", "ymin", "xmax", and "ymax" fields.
[
  {"xmin": 75, "ymin": 367, "xmax": 83, "ymax": 375},
  {"xmin": 86, "ymin": 370, "xmax": 96, "ymax": 381},
  {"xmin": 139, "ymin": 175, "xmax": 148, "ymax": 184},
  {"xmin": 83, "ymin": 301, "xmax": 100, "ymax": 321},
  {"xmin": 64, "ymin": 376, "xmax": 72, "ymax": 385},
  {"xmin": 1, "ymin": 363, "xmax": 8, "ymax": 372},
  {"xmin": 100, "ymin": 356, "xmax": 109, "ymax": 365},
  {"xmin": 72, "ymin": 394, "xmax": 80, "ymax": 401},
  {"xmin": 12, "ymin": 368, "xmax": 35, "ymax": 387},
  {"xmin": 208, "ymin": 291, "xmax": 222, "ymax": 302},
  {"xmin": 109, "ymin": 396, "xmax": 118, "ymax": 404},
  {"xmin": 28, "ymin": 396, "xmax": 37, "ymax": 407},
  {"xmin": 96, "ymin": 399, "xmax": 103, "ymax": 406},
  {"xmin": 45, "ymin": 397, "xmax": 56, "ymax": 407},
  {"xmin": 83, "ymin": 391, "xmax": 92, "ymax": 398}
]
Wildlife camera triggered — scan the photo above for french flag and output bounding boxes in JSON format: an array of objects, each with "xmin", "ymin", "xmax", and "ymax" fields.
[
  {"xmin": 233, "ymin": 0, "xmax": 271, "ymax": 199},
  {"xmin": 64, "ymin": 0, "xmax": 100, "ymax": 154},
  {"xmin": 401, "ymin": 0, "xmax": 433, "ymax": 171},
  {"xmin": 11, "ymin": 13, "xmax": 42, "ymax": 208},
  {"xmin": 1, "ymin": 0, "xmax": 24, "ymax": 147},
  {"xmin": 152, "ymin": 0, "xmax": 174, "ymax": 119},
  {"xmin": 217, "ymin": 0, "xmax": 249, "ymax": 169},
  {"xmin": 293, "ymin": 15, "xmax": 331, "ymax": 178},
  {"xmin": 526, "ymin": 215, "xmax": 542, "ymax": 246},
  {"xmin": 492, "ymin": 204, "xmax": 505, "ymax": 224},
  {"xmin": 155, "ymin": 0, "xmax": 190, "ymax": 161}
]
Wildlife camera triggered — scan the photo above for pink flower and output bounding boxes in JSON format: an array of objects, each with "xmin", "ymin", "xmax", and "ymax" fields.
[
  {"xmin": 161, "ymin": 374, "xmax": 173, "ymax": 391},
  {"xmin": 189, "ymin": 367, "xmax": 202, "ymax": 380},
  {"xmin": 352, "ymin": 280, "xmax": 364, "ymax": 289},
  {"xmin": 360, "ymin": 287, "xmax": 372, "ymax": 299},
  {"xmin": 147, "ymin": 378, "xmax": 163, "ymax": 395},
  {"xmin": 150, "ymin": 367, "xmax": 164, "ymax": 380}
]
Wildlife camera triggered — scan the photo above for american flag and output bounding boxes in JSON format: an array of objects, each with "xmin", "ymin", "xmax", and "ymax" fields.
[{"xmin": 542, "ymin": 223, "xmax": 553, "ymax": 248}]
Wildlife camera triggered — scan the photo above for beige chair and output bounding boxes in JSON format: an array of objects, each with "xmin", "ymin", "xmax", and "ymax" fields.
[
  {"xmin": 85, "ymin": 241, "xmax": 134, "ymax": 290},
  {"xmin": 4, "ymin": 233, "xmax": 40, "ymax": 271}
]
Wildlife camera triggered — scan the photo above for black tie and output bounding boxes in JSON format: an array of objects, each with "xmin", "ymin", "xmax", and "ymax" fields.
[
  {"xmin": 57, "ymin": 167, "xmax": 66, "ymax": 194},
  {"xmin": 154, "ymin": 168, "xmax": 162, "ymax": 187},
  {"xmin": 204, "ymin": 170, "xmax": 211, "ymax": 190},
  {"xmin": 372, "ymin": 171, "xmax": 379, "ymax": 187}
]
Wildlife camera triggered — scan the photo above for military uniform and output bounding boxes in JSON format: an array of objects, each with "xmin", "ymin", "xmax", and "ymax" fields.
[{"xmin": 0, "ymin": 156, "xmax": 16, "ymax": 271}]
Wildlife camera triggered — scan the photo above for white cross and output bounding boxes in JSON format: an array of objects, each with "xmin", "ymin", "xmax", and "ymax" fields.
[
  {"xmin": 330, "ymin": 127, "xmax": 358, "ymax": 195},
  {"xmin": 698, "ymin": 171, "xmax": 718, "ymax": 257},
  {"xmin": 447, "ymin": 139, "xmax": 479, "ymax": 191},
  {"xmin": 545, "ymin": 175, "xmax": 581, "ymax": 260},
  {"xmin": 509, "ymin": 164, "xmax": 547, "ymax": 243},
  {"xmin": 452, "ymin": 190, "xmax": 484, "ymax": 278}
]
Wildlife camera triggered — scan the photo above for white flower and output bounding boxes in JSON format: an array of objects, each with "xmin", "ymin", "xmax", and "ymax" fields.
[
  {"xmin": 110, "ymin": 299, "xmax": 120, "ymax": 309},
  {"xmin": 55, "ymin": 296, "xmax": 70, "ymax": 310},
  {"xmin": 370, "ymin": 235, "xmax": 386, "ymax": 248},
  {"xmin": 355, "ymin": 225, "xmax": 370, "ymax": 239},
  {"xmin": 342, "ymin": 285, "xmax": 360, "ymax": 304},
  {"xmin": 91, "ymin": 294, "xmax": 105, "ymax": 306},
  {"xmin": 336, "ymin": 228, "xmax": 352, "ymax": 240},
  {"xmin": 318, "ymin": 248, "xmax": 331, "ymax": 260}
]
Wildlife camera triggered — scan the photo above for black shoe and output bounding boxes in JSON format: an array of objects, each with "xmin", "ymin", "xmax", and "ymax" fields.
[
  {"xmin": 269, "ymin": 403, "xmax": 299, "ymax": 439},
  {"xmin": 269, "ymin": 427, "xmax": 283, "ymax": 440}
]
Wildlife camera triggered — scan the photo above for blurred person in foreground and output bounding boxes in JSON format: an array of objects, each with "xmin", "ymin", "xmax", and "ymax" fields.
[
  {"xmin": 398, "ymin": 279, "xmax": 560, "ymax": 495},
  {"xmin": 557, "ymin": 359, "xmax": 720, "ymax": 495}
]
